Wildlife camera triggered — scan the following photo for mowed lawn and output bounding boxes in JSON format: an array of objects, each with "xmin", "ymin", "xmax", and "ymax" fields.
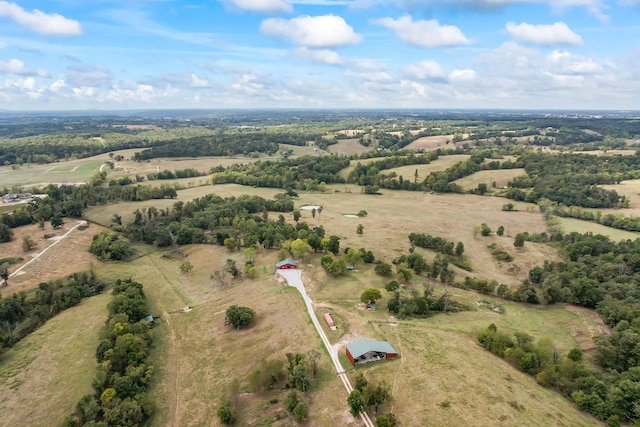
[{"xmin": 0, "ymin": 293, "xmax": 110, "ymax": 427}]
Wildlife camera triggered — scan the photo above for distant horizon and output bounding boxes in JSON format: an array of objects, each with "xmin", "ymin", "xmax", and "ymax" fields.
[{"xmin": 0, "ymin": 1, "xmax": 639, "ymax": 111}]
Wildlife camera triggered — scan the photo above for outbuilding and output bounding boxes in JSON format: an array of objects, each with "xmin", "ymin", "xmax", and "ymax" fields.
[
  {"xmin": 324, "ymin": 312, "xmax": 337, "ymax": 330},
  {"xmin": 275, "ymin": 259, "xmax": 298, "ymax": 270},
  {"xmin": 346, "ymin": 339, "xmax": 397, "ymax": 366}
]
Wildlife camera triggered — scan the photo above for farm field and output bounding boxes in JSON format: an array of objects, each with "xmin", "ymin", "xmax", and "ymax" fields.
[
  {"xmin": 0, "ymin": 221, "xmax": 107, "ymax": 296},
  {"xmin": 0, "ymin": 292, "xmax": 110, "ymax": 427},
  {"xmin": 602, "ymin": 179, "xmax": 640, "ymax": 209},
  {"xmin": 453, "ymin": 168, "xmax": 527, "ymax": 191},
  {"xmin": 406, "ymin": 134, "xmax": 467, "ymax": 151},
  {"xmin": 383, "ymin": 154, "xmax": 470, "ymax": 181},
  {"xmin": 328, "ymin": 138, "xmax": 372, "ymax": 156},
  {"xmin": 557, "ymin": 217, "xmax": 639, "ymax": 241},
  {"xmin": 0, "ymin": 159, "xmax": 104, "ymax": 187},
  {"xmin": 96, "ymin": 249, "xmax": 350, "ymax": 427}
]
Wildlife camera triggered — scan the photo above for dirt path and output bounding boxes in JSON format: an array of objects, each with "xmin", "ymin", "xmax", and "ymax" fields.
[
  {"xmin": 277, "ymin": 269, "xmax": 375, "ymax": 427},
  {"xmin": 9, "ymin": 221, "xmax": 85, "ymax": 279}
]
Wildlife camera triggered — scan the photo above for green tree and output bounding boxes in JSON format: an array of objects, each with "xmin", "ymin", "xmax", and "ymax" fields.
[
  {"xmin": 22, "ymin": 236, "xmax": 36, "ymax": 252},
  {"xmin": 179, "ymin": 260, "xmax": 194, "ymax": 275},
  {"xmin": 344, "ymin": 248, "xmax": 363, "ymax": 267},
  {"xmin": 0, "ymin": 223, "xmax": 13, "ymax": 243},
  {"xmin": 514, "ymin": 233, "xmax": 526, "ymax": 248},
  {"xmin": 455, "ymin": 241, "xmax": 464, "ymax": 256},
  {"xmin": 0, "ymin": 268, "xmax": 8, "ymax": 286},
  {"xmin": 497, "ymin": 225, "xmax": 505, "ymax": 236},
  {"xmin": 376, "ymin": 413, "xmax": 397, "ymax": 427},
  {"xmin": 51, "ymin": 216, "xmax": 64, "ymax": 229},
  {"xmin": 360, "ymin": 288, "xmax": 383, "ymax": 305},
  {"xmin": 291, "ymin": 238, "xmax": 312, "ymax": 261},
  {"xmin": 357, "ymin": 224, "xmax": 364, "ymax": 235},
  {"xmin": 292, "ymin": 401, "xmax": 308, "ymax": 424},
  {"xmin": 217, "ymin": 400, "xmax": 237, "ymax": 425},
  {"xmin": 375, "ymin": 261, "xmax": 393, "ymax": 276},
  {"xmin": 224, "ymin": 237, "xmax": 238, "ymax": 251},
  {"xmin": 293, "ymin": 210, "xmax": 301, "ymax": 222},
  {"xmin": 225, "ymin": 305, "xmax": 255, "ymax": 330},
  {"xmin": 480, "ymin": 223, "xmax": 492, "ymax": 236},
  {"xmin": 347, "ymin": 389, "xmax": 365, "ymax": 417}
]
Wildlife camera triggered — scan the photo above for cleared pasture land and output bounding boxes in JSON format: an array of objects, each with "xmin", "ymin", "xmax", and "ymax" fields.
[
  {"xmin": 453, "ymin": 168, "xmax": 527, "ymax": 191},
  {"xmin": 295, "ymin": 185, "xmax": 549, "ymax": 287},
  {"xmin": 602, "ymin": 179, "xmax": 640, "ymax": 209},
  {"xmin": 0, "ymin": 159, "xmax": 103, "ymax": 187},
  {"xmin": 97, "ymin": 250, "xmax": 350, "ymax": 427},
  {"xmin": 557, "ymin": 217, "xmax": 639, "ymax": 241},
  {"xmin": 383, "ymin": 154, "xmax": 470, "ymax": 181},
  {"xmin": 328, "ymin": 138, "xmax": 372, "ymax": 156},
  {"xmin": 0, "ymin": 293, "xmax": 110, "ymax": 427},
  {"xmin": 83, "ymin": 184, "xmax": 283, "ymax": 227},
  {"xmin": 0, "ymin": 221, "xmax": 107, "ymax": 296},
  {"xmin": 406, "ymin": 134, "xmax": 467, "ymax": 151}
]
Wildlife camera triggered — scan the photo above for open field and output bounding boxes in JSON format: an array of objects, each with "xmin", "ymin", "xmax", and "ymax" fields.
[
  {"xmin": 453, "ymin": 168, "xmax": 527, "ymax": 191},
  {"xmin": 602, "ymin": 179, "xmax": 640, "ymax": 210},
  {"xmin": 0, "ymin": 159, "xmax": 104, "ymax": 187},
  {"xmin": 383, "ymin": 154, "xmax": 470, "ymax": 181},
  {"xmin": 97, "ymin": 249, "xmax": 350, "ymax": 427},
  {"xmin": 557, "ymin": 217, "xmax": 639, "ymax": 241},
  {"xmin": 0, "ymin": 221, "xmax": 107, "ymax": 296},
  {"xmin": 328, "ymin": 138, "xmax": 372, "ymax": 156},
  {"xmin": 84, "ymin": 184, "xmax": 283, "ymax": 227},
  {"xmin": 0, "ymin": 293, "xmax": 110, "ymax": 427},
  {"xmin": 406, "ymin": 134, "xmax": 467, "ymax": 151}
]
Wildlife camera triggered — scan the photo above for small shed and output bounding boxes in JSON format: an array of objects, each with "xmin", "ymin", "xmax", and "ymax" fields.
[
  {"xmin": 275, "ymin": 259, "xmax": 298, "ymax": 270},
  {"xmin": 324, "ymin": 312, "xmax": 337, "ymax": 330},
  {"xmin": 346, "ymin": 339, "xmax": 397, "ymax": 366}
]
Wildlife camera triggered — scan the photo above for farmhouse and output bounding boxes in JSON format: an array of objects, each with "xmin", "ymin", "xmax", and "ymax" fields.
[
  {"xmin": 2, "ymin": 193, "xmax": 31, "ymax": 203},
  {"xmin": 275, "ymin": 259, "xmax": 297, "ymax": 270},
  {"xmin": 346, "ymin": 339, "xmax": 398, "ymax": 366}
]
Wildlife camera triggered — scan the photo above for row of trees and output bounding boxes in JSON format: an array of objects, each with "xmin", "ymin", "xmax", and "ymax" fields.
[
  {"xmin": 66, "ymin": 279, "xmax": 154, "ymax": 427},
  {"xmin": 0, "ymin": 271, "xmax": 105, "ymax": 353}
]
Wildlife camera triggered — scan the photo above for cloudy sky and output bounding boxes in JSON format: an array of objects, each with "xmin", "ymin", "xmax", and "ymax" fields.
[{"xmin": 0, "ymin": 0, "xmax": 639, "ymax": 110}]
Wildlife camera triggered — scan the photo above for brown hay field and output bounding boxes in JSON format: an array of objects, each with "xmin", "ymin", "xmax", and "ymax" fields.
[
  {"xmin": 0, "ymin": 221, "xmax": 107, "ymax": 296},
  {"xmin": 328, "ymin": 138, "xmax": 372, "ymax": 156},
  {"xmin": 295, "ymin": 185, "xmax": 548, "ymax": 287},
  {"xmin": 574, "ymin": 150, "xmax": 636, "ymax": 156},
  {"xmin": 279, "ymin": 143, "xmax": 319, "ymax": 157},
  {"xmin": 406, "ymin": 134, "xmax": 468, "ymax": 151},
  {"xmin": 0, "ymin": 293, "xmax": 110, "ymax": 427},
  {"xmin": 453, "ymin": 168, "xmax": 527, "ymax": 191},
  {"xmin": 383, "ymin": 154, "xmax": 470, "ymax": 181},
  {"xmin": 557, "ymin": 217, "xmax": 639, "ymax": 241},
  {"xmin": 602, "ymin": 179, "xmax": 640, "ymax": 209}
]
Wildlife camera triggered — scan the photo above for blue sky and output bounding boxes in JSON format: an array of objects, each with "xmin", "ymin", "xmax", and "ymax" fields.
[{"xmin": 0, "ymin": 0, "xmax": 639, "ymax": 110}]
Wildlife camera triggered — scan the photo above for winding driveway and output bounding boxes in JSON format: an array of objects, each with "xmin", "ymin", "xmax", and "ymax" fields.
[{"xmin": 277, "ymin": 269, "xmax": 374, "ymax": 427}]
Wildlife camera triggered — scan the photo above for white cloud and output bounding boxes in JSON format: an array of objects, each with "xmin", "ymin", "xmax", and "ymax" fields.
[
  {"xmin": 228, "ymin": 0, "xmax": 293, "ymax": 13},
  {"xmin": 449, "ymin": 68, "xmax": 475, "ymax": 81},
  {"xmin": 293, "ymin": 47, "xmax": 345, "ymax": 65},
  {"xmin": 374, "ymin": 16, "xmax": 470, "ymax": 48},
  {"xmin": 49, "ymin": 79, "xmax": 66, "ymax": 92},
  {"xmin": 506, "ymin": 22, "xmax": 583, "ymax": 45},
  {"xmin": 0, "ymin": 59, "xmax": 49, "ymax": 77},
  {"xmin": 545, "ymin": 50, "xmax": 602, "ymax": 74},
  {"xmin": 190, "ymin": 73, "xmax": 211, "ymax": 88},
  {"xmin": 403, "ymin": 60, "xmax": 446, "ymax": 81},
  {"xmin": 0, "ymin": 1, "xmax": 82, "ymax": 36},
  {"xmin": 260, "ymin": 15, "xmax": 362, "ymax": 47}
]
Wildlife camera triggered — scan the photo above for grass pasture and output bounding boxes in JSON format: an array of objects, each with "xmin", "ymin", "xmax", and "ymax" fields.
[
  {"xmin": 557, "ymin": 217, "xmax": 639, "ymax": 241},
  {"xmin": 328, "ymin": 138, "xmax": 372, "ymax": 156},
  {"xmin": 453, "ymin": 168, "xmax": 527, "ymax": 191},
  {"xmin": 602, "ymin": 179, "xmax": 640, "ymax": 210},
  {"xmin": 0, "ymin": 221, "xmax": 107, "ymax": 296},
  {"xmin": 96, "ymin": 250, "xmax": 349, "ymax": 427},
  {"xmin": 0, "ymin": 159, "xmax": 103, "ymax": 187},
  {"xmin": 0, "ymin": 293, "xmax": 110, "ymax": 427},
  {"xmin": 384, "ymin": 154, "xmax": 470, "ymax": 181},
  {"xmin": 406, "ymin": 135, "xmax": 466, "ymax": 151}
]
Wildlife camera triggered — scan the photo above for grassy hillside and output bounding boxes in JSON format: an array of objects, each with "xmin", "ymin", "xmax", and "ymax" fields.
[{"xmin": 0, "ymin": 293, "xmax": 110, "ymax": 427}]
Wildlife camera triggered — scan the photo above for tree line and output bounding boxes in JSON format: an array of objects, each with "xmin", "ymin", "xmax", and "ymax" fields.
[
  {"xmin": 65, "ymin": 279, "xmax": 154, "ymax": 427},
  {"xmin": 0, "ymin": 271, "xmax": 104, "ymax": 355}
]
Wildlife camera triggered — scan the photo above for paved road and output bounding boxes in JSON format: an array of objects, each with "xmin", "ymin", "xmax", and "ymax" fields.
[{"xmin": 277, "ymin": 269, "xmax": 374, "ymax": 427}]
